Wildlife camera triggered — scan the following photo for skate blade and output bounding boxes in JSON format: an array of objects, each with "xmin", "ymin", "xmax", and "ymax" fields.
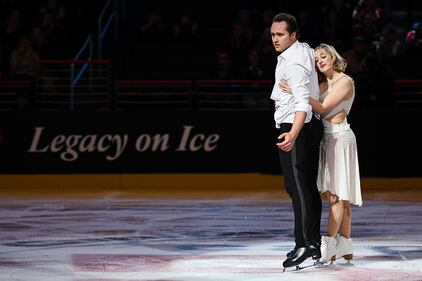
[
  {"xmin": 336, "ymin": 260, "xmax": 354, "ymax": 267},
  {"xmin": 319, "ymin": 260, "xmax": 336, "ymax": 267},
  {"xmin": 282, "ymin": 260, "xmax": 322, "ymax": 272}
]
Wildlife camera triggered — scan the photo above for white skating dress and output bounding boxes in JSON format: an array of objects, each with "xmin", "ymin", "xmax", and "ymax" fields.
[{"xmin": 317, "ymin": 79, "xmax": 362, "ymax": 206}]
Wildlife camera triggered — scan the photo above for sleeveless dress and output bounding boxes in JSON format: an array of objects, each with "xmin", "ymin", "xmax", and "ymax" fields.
[{"xmin": 317, "ymin": 79, "xmax": 362, "ymax": 206}]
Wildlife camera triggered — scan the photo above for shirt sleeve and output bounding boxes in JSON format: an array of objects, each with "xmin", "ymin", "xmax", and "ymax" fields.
[{"xmin": 285, "ymin": 62, "xmax": 312, "ymax": 113}]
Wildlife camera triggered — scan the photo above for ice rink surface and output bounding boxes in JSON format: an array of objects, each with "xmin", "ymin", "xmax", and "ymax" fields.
[{"xmin": 1, "ymin": 191, "xmax": 422, "ymax": 281}]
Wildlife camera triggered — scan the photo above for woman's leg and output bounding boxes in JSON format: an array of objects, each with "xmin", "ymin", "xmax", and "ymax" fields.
[
  {"xmin": 339, "ymin": 201, "xmax": 351, "ymax": 238},
  {"xmin": 327, "ymin": 193, "xmax": 343, "ymax": 237},
  {"xmin": 336, "ymin": 201, "xmax": 353, "ymax": 261},
  {"xmin": 324, "ymin": 194, "xmax": 354, "ymax": 261},
  {"xmin": 320, "ymin": 193, "xmax": 342, "ymax": 262}
]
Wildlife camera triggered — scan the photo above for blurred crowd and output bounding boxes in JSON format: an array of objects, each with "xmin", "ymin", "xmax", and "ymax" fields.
[
  {"xmin": 0, "ymin": 0, "xmax": 101, "ymax": 79},
  {"xmin": 133, "ymin": 0, "xmax": 422, "ymax": 106},
  {"xmin": 1, "ymin": 0, "xmax": 422, "ymax": 109}
]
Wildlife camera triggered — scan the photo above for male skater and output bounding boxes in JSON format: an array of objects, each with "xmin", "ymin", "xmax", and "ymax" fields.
[{"xmin": 270, "ymin": 12, "xmax": 323, "ymax": 269}]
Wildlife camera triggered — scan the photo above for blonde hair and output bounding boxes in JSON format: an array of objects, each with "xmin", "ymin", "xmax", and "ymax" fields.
[{"xmin": 315, "ymin": 43, "xmax": 347, "ymax": 72}]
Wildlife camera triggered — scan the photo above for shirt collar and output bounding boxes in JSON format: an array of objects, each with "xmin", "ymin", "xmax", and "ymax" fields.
[{"xmin": 278, "ymin": 40, "xmax": 299, "ymax": 61}]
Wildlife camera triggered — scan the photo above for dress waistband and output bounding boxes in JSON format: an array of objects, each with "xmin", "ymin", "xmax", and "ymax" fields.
[{"xmin": 322, "ymin": 118, "xmax": 351, "ymax": 134}]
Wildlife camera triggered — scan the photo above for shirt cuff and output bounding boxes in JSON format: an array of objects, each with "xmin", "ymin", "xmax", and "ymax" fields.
[{"xmin": 294, "ymin": 103, "xmax": 312, "ymax": 113}]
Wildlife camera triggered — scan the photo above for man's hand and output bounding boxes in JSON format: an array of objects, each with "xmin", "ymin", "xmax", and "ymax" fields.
[{"xmin": 276, "ymin": 132, "xmax": 296, "ymax": 152}]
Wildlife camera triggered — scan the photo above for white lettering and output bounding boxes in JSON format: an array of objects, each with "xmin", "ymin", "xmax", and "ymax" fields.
[
  {"xmin": 60, "ymin": 135, "xmax": 81, "ymax": 161},
  {"xmin": 151, "ymin": 134, "xmax": 170, "ymax": 151},
  {"xmin": 135, "ymin": 134, "xmax": 151, "ymax": 152},
  {"xmin": 177, "ymin": 126, "xmax": 220, "ymax": 152},
  {"xmin": 79, "ymin": 135, "xmax": 97, "ymax": 152},
  {"xmin": 106, "ymin": 134, "xmax": 128, "ymax": 161},
  {"xmin": 27, "ymin": 127, "xmax": 129, "ymax": 162},
  {"xmin": 136, "ymin": 134, "xmax": 169, "ymax": 152},
  {"xmin": 27, "ymin": 126, "xmax": 220, "ymax": 161},
  {"xmin": 98, "ymin": 135, "xmax": 112, "ymax": 152},
  {"xmin": 176, "ymin": 125, "xmax": 194, "ymax": 151},
  {"xmin": 189, "ymin": 134, "xmax": 205, "ymax": 151},
  {"xmin": 28, "ymin": 127, "xmax": 49, "ymax": 152},
  {"xmin": 204, "ymin": 134, "xmax": 219, "ymax": 151}
]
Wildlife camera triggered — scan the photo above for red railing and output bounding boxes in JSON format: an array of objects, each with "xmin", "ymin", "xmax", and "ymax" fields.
[
  {"xmin": 0, "ymin": 80, "xmax": 32, "ymax": 110},
  {"xmin": 36, "ymin": 60, "xmax": 112, "ymax": 110},
  {"xmin": 1, "ymin": 78, "xmax": 422, "ymax": 110},
  {"xmin": 0, "ymin": 80, "xmax": 31, "ymax": 85},
  {"xmin": 394, "ymin": 79, "xmax": 422, "ymax": 106}
]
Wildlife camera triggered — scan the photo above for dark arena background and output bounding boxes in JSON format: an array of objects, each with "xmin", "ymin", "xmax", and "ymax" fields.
[{"xmin": 1, "ymin": 0, "xmax": 422, "ymax": 280}]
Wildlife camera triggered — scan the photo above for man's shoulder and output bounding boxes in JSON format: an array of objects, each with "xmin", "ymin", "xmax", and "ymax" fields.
[
  {"xmin": 298, "ymin": 41, "xmax": 312, "ymax": 49},
  {"xmin": 298, "ymin": 42, "xmax": 316, "ymax": 58},
  {"xmin": 287, "ymin": 42, "xmax": 313, "ymax": 64}
]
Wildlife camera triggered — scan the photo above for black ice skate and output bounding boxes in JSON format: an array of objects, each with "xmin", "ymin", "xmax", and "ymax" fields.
[
  {"xmin": 282, "ymin": 244, "xmax": 322, "ymax": 272},
  {"xmin": 286, "ymin": 247, "xmax": 296, "ymax": 258}
]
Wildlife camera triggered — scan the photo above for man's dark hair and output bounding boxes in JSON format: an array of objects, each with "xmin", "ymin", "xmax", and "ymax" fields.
[{"xmin": 272, "ymin": 13, "xmax": 299, "ymax": 34}]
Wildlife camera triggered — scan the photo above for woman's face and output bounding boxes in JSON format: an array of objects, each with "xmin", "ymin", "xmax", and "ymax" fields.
[{"xmin": 315, "ymin": 48, "xmax": 333, "ymax": 74}]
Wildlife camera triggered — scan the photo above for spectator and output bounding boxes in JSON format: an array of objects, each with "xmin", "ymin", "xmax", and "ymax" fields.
[
  {"xmin": 138, "ymin": 10, "xmax": 168, "ymax": 42},
  {"xmin": 223, "ymin": 22, "xmax": 253, "ymax": 67},
  {"xmin": 297, "ymin": 8, "xmax": 321, "ymax": 48},
  {"xmin": 10, "ymin": 35, "xmax": 39, "ymax": 109},
  {"xmin": 0, "ymin": 52, "xmax": 2, "ymax": 79},
  {"xmin": 404, "ymin": 22, "xmax": 422, "ymax": 55},
  {"xmin": 170, "ymin": 10, "xmax": 199, "ymax": 45},
  {"xmin": 403, "ymin": 21, "xmax": 422, "ymax": 78},
  {"xmin": 10, "ymin": 35, "xmax": 39, "ymax": 77},
  {"xmin": 1, "ymin": 8, "xmax": 25, "ymax": 76},
  {"xmin": 377, "ymin": 25, "xmax": 405, "ymax": 77},
  {"xmin": 209, "ymin": 48, "xmax": 238, "ymax": 80},
  {"xmin": 40, "ymin": 0, "xmax": 66, "ymax": 25},
  {"xmin": 235, "ymin": 9, "xmax": 254, "ymax": 43},
  {"xmin": 239, "ymin": 49, "xmax": 268, "ymax": 80},
  {"xmin": 405, "ymin": 21, "xmax": 421, "ymax": 43},
  {"xmin": 39, "ymin": 12, "xmax": 68, "ymax": 57},
  {"xmin": 352, "ymin": 0, "xmax": 383, "ymax": 43},
  {"xmin": 30, "ymin": 26, "xmax": 53, "ymax": 59},
  {"xmin": 321, "ymin": 0, "xmax": 352, "ymax": 53},
  {"xmin": 342, "ymin": 36, "xmax": 370, "ymax": 106},
  {"xmin": 255, "ymin": 9, "xmax": 277, "ymax": 71},
  {"xmin": 0, "ymin": 0, "xmax": 20, "ymax": 23},
  {"xmin": 341, "ymin": 36, "xmax": 368, "ymax": 79},
  {"xmin": 38, "ymin": 0, "xmax": 69, "ymax": 56}
]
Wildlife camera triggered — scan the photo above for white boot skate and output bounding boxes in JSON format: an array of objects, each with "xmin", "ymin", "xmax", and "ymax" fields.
[
  {"xmin": 320, "ymin": 236, "xmax": 337, "ymax": 263},
  {"xmin": 335, "ymin": 235, "xmax": 353, "ymax": 263}
]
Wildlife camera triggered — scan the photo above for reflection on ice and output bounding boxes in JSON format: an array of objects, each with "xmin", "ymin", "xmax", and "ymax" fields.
[{"xmin": 1, "ymin": 198, "xmax": 422, "ymax": 280}]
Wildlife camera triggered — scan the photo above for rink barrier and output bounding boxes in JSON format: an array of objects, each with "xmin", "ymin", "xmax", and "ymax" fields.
[{"xmin": 0, "ymin": 173, "xmax": 421, "ymax": 197}]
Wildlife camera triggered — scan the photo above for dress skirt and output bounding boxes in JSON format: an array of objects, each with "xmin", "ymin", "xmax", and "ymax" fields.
[{"xmin": 317, "ymin": 118, "xmax": 363, "ymax": 206}]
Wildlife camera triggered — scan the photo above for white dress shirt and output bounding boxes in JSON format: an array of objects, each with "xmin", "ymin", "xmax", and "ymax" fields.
[{"xmin": 270, "ymin": 40, "xmax": 319, "ymax": 127}]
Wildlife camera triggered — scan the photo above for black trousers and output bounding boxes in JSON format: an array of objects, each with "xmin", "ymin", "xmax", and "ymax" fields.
[{"xmin": 278, "ymin": 115, "xmax": 323, "ymax": 247}]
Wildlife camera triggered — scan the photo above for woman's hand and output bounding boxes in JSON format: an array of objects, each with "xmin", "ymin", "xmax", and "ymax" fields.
[{"xmin": 279, "ymin": 80, "xmax": 292, "ymax": 94}]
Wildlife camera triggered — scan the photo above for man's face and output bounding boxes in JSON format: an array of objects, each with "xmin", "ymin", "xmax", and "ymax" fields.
[{"xmin": 271, "ymin": 21, "xmax": 296, "ymax": 53}]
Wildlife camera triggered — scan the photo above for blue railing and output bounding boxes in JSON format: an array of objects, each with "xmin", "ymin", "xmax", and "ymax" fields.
[
  {"xmin": 71, "ymin": 35, "xmax": 94, "ymax": 110},
  {"xmin": 70, "ymin": 0, "xmax": 121, "ymax": 110},
  {"xmin": 98, "ymin": 0, "xmax": 120, "ymax": 61}
]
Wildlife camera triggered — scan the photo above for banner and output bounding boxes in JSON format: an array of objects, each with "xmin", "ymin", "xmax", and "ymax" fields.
[
  {"xmin": 1, "ymin": 109, "xmax": 421, "ymax": 177},
  {"xmin": 0, "ymin": 111, "xmax": 279, "ymax": 174}
]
